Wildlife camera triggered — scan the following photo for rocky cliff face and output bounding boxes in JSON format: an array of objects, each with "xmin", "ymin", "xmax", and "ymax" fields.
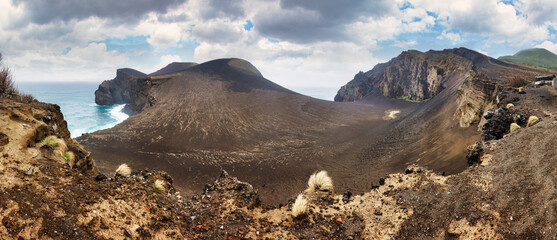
[
  {"xmin": 95, "ymin": 63, "xmax": 198, "ymax": 115},
  {"xmin": 94, "ymin": 68, "xmax": 147, "ymax": 106},
  {"xmin": 334, "ymin": 48, "xmax": 503, "ymax": 103},
  {"xmin": 453, "ymin": 76, "xmax": 503, "ymax": 127}
]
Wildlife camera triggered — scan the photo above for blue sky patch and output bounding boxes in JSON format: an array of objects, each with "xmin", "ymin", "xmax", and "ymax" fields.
[
  {"xmin": 244, "ymin": 20, "xmax": 254, "ymax": 31},
  {"xmin": 90, "ymin": 36, "xmax": 152, "ymax": 54}
]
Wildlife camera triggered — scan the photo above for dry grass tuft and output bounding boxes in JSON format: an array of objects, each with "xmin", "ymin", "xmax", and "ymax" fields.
[
  {"xmin": 291, "ymin": 194, "xmax": 309, "ymax": 218},
  {"xmin": 506, "ymin": 103, "xmax": 514, "ymax": 108},
  {"xmin": 527, "ymin": 116, "xmax": 539, "ymax": 127},
  {"xmin": 154, "ymin": 179, "xmax": 166, "ymax": 192},
  {"xmin": 508, "ymin": 75, "xmax": 529, "ymax": 87},
  {"xmin": 510, "ymin": 123, "xmax": 521, "ymax": 133},
  {"xmin": 37, "ymin": 135, "xmax": 67, "ymax": 157},
  {"xmin": 115, "ymin": 164, "xmax": 132, "ymax": 177},
  {"xmin": 305, "ymin": 170, "xmax": 334, "ymax": 193}
]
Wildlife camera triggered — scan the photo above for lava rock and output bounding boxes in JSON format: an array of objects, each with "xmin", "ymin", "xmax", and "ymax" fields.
[
  {"xmin": 466, "ymin": 142, "xmax": 484, "ymax": 166},
  {"xmin": 379, "ymin": 178, "xmax": 385, "ymax": 186}
]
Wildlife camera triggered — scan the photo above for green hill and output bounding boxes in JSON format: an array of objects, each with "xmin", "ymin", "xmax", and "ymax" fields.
[{"xmin": 498, "ymin": 48, "xmax": 557, "ymax": 69}]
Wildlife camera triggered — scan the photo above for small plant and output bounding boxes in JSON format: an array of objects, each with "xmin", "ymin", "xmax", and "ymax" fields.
[
  {"xmin": 305, "ymin": 170, "xmax": 334, "ymax": 193},
  {"xmin": 508, "ymin": 75, "xmax": 529, "ymax": 87},
  {"xmin": 291, "ymin": 194, "xmax": 308, "ymax": 218},
  {"xmin": 115, "ymin": 163, "xmax": 131, "ymax": 177},
  {"xmin": 154, "ymin": 179, "xmax": 166, "ymax": 192},
  {"xmin": 37, "ymin": 135, "xmax": 67, "ymax": 157},
  {"xmin": 510, "ymin": 123, "xmax": 521, "ymax": 133},
  {"xmin": 527, "ymin": 116, "xmax": 539, "ymax": 127},
  {"xmin": 63, "ymin": 151, "xmax": 75, "ymax": 165}
]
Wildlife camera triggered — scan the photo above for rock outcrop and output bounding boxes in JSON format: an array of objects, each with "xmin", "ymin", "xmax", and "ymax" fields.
[
  {"xmin": 94, "ymin": 68, "xmax": 147, "ymax": 106},
  {"xmin": 335, "ymin": 47, "xmax": 517, "ymax": 103},
  {"xmin": 95, "ymin": 63, "xmax": 198, "ymax": 115}
]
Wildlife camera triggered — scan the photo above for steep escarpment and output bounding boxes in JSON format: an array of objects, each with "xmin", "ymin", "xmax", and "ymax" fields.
[
  {"xmin": 94, "ymin": 68, "xmax": 147, "ymax": 106},
  {"xmin": 335, "ymin": 47, "xmax": 525, "ymax": 103}
]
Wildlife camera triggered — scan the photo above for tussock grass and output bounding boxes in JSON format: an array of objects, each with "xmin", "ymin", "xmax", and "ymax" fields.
[
  {"xmin": 154, "ymin": 179, "xmax": 166, "ymax": 192},
  {"xmin": 527, "ymin": 116, "xmax": 539, "ymax": 127},
  {"xmin": 63, "ymin": 151, "xmax": 75, "ymax": 166},
  {"xmin": 37, "ymin": 135, "xmax": 67, "ymax": 157},
  {"xmin": 291, "ymin": 194, "xmax": 308, "ymax": 218},
  {"xmin": 305, "ymin": 170, "xmax": 334, "ymax": 193},
  {"xmin": 115, "ymin": 163, "xmax": 131, "ymax": 177},
  {"xmin": 510, "ymin": 123, "xmax": 521, "ymax": 133}
]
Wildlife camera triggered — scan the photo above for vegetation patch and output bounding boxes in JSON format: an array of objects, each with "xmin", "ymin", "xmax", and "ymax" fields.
[{"xmin": 397, "ymin": 95, "xmax": 423, "ymax": 103}]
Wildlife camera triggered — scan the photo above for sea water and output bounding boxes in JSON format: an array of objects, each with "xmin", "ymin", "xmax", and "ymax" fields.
[
  {"xmin": 17, "ymin": 82, "xmax": 128, "ymax": 138},
  {"xmin": 16, "ymin": 82, "xmax": 339, "ymax": 138}
]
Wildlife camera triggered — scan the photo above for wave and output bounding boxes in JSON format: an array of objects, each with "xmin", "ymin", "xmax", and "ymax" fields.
[{"xmin": 70, "ymin": 104, "xmax": 129, "ymax": 138}]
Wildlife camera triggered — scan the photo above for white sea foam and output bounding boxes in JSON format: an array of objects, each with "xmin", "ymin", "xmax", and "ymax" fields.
[
  {"xmin": 110, "ymin": 104, "xmax": 129, "ymax": 122},
  {"xmin": 70, "ymin": 104, "xmax": 129, "ymax": 138}
]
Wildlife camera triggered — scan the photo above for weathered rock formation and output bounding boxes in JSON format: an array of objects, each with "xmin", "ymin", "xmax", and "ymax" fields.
[
  {"xmin": 94, "ymin": 68, "xmax": 147, "ymax": 106},
  {"xmin": 94, "ymin": 62, "xmax": 197, "ymax": 114}
]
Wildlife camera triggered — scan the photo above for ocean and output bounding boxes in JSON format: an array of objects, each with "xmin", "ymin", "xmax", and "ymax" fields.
[
  {"xmin": 17, "ymin": 82, "xmax": 128, "ymax": 138},
  {"xmin": 16, "ymin": 82, "xmax": 339, "ymax": 138}
]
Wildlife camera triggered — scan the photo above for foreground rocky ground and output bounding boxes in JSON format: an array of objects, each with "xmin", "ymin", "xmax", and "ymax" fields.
[{"xmin": 2, "ymin": 84, "xmax": 557, "ymax": 239}]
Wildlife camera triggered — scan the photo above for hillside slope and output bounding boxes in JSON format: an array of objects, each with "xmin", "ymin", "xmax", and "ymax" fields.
[
  {"xmin": 3, "ymin": 85, "xmax": 557, "ymax": 239},
  {"xmin": 80, "ymin": 50, "xmax": 545, "ymax": 205},
  {"xmin": 498, "ymin": 48, "xmax": 557, "ymax": 70}
]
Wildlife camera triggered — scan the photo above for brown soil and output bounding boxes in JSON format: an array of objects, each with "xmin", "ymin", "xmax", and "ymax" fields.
[
  {"xmin": 78, "ymin": 58, "xmax": 491, "ymax": 206},
  {"xmin": 2, "ymin": 84, "xmax": 557, "ymax": 239}
]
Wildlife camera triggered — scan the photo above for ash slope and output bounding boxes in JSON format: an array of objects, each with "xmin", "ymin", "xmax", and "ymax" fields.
[
  {"xmin": 334, "ymin": 47, "xmax": 544, "ymax": 176},
  {"xmin": 80, "ymin": 49, "xmax": 544, "ymax": 205},
  {"xmin": 80, "ymin": 58, "xmax": 398, "ymax": 204}
]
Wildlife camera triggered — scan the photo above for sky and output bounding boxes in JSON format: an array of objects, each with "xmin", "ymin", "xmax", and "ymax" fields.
[{"xmin": 1, "ymin": 0, "xmax": 557, "ymax": 89}]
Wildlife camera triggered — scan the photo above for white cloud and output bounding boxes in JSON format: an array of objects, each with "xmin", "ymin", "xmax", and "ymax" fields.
[
  {"xmin": 534, "ymin": 40, "xmax": 557, "ymax": 54},
  {"xmin": 391, "ymin": 40, "xmax": 417, "ymax": 48},
  {"xmin": 146, "ymin": 23, "xmax": 183, "ymax": 48},
  {"xmin": 409, "ymin": 0, "xmax": 549, "ymax": 45},
  {"xmin": 437, "ymin": 31, "xmax": 461, "ymax": 43}
]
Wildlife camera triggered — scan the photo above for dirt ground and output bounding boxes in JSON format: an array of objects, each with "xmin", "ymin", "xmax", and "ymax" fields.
[{"xmin": 2, "ymin": 84, "xmax": 557, "ymax": 239}]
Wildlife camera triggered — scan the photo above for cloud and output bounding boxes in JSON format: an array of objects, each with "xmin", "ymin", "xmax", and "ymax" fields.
[
  {"xmin": 8, "ymin": 42, "xmax": 128, "ymax": 82},
  {"xmin": 391, "ymin": 40, "xmax": 418, "ymax": 48},
  {"xmin": 146, "ymin": 23, "xmax": 183, "ymax": 48},
  {"xmin": 409, "ymin": 0, "xmax": 549, "ymax": 45},
  {"xmin": 437, "ymin": 31, "xmax": 461, "ymax": 43},
  {"xmin": 534, "ymin": 40, "xmax": 557, "ymax": 54},
  {"xmin": 191, "ymin": 20, "xmax": 245, "ymax": 44},
  {"xmin": 12, "ymin": 0, "xmax": 187, "ymax": 25},
  {"xmin": 199, "ymin": 0, "xmax": 246, "ymax": 20},
  {"xmin": 254, "ymin": 0, "xmax": 396, "ymax": 43}
]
